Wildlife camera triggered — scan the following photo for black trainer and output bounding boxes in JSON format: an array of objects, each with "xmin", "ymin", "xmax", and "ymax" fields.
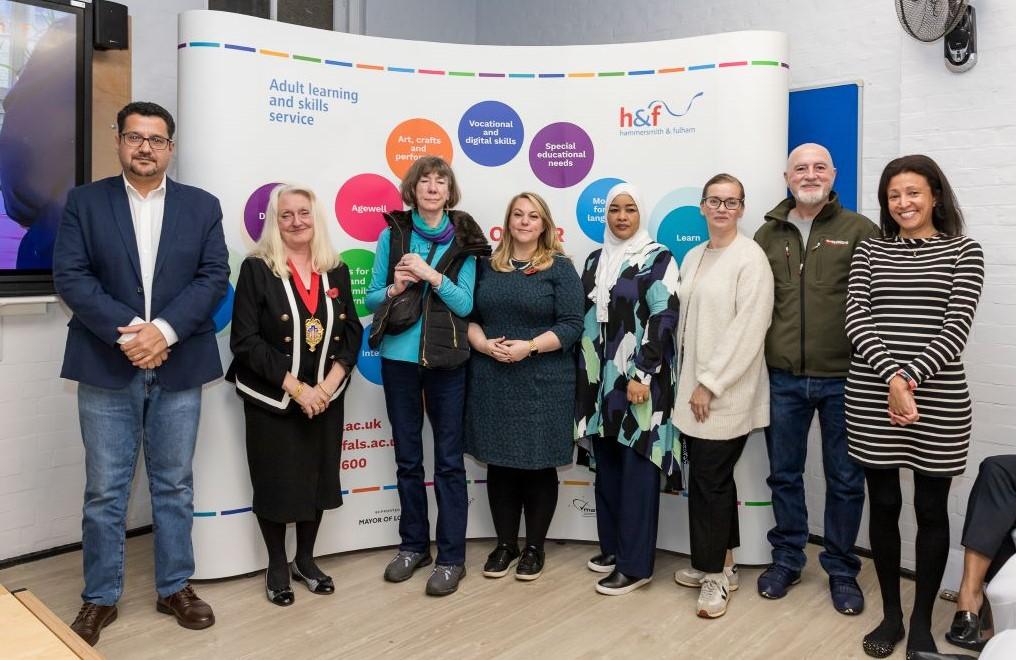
[
  {"xmin": 515, "ymin": 545, "xmax": 545, "ymax": 581},
  {"xmin": 587, "ymin": 551, "xmax": 616, "ymax": 573},
  {"xmin": 482, "ymin": 543, "xmax": 520, "ymax": 578}
]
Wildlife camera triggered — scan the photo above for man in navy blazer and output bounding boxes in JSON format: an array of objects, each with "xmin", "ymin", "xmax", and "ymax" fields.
[{"xmin": 53, "ymin": 102, "xmax": 228, "ymax": 646}]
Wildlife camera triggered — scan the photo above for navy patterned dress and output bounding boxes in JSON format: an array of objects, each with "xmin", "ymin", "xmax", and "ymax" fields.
[
  {"xmin": 574, "ymin": 244, "xmax": 681, "ymax": 477},
  {"xmin": 465, "ymin": 256, "xmax": 585, "ymax": 469}
]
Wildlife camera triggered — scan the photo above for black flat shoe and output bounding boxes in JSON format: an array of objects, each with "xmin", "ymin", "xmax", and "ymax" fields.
[
  {"xmin": 945, "ymin": 607, "xmax": 990, "ymax": 651},
  {"xmin": 482, "ymin": 543, "xmax": 520, "ymax": 578},
  {"xmin": 291, "ymin": 561, "xmax": 335, "ymax": 595},
  {"xmin": 906, "ymin": 652, "xmax": 977, "ymax": 660},
  {"xmin": 586, "ymin": 552, "xmax": 616, "ymax": 573},
  {"xmin": 265, "ymin": 571, "xmax": 295, "ymax": 606},
  {"xmin": 595, "ymin": 569, "xmax": 651, "ymax": 596},
  {"xmin": 862, "ymin": 622, "xmax": 905, "ymax": 658}
]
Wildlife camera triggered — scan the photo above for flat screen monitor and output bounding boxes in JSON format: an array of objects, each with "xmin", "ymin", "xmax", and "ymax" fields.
[{"xmin": 0, "ymin": 0, "xmax": 90, "ymax": 296}]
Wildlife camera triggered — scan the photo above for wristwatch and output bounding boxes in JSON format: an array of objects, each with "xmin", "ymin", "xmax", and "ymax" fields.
[
  {"xmin": 528, "ymin": 339, "xmax": 539, "ymax": 357},
  {"xmin": 895, "ymin": 369, "xmax": 917, "ymax": 391}
]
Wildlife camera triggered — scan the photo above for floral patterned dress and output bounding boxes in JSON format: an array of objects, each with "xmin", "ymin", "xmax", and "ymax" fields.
[{"xmin": 575, "ymin": 243, "xmax": 681, "ymax": 479}]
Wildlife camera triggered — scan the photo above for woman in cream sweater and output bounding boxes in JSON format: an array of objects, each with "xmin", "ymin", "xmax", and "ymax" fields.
[{"xmin": 673, "ymin": 173, "xmax": 774, "ymax": 618}]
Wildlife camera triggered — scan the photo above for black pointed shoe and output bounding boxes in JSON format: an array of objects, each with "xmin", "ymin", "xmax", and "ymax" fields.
[
  {"xmin": 265, "ymin": 570, "xmax": 295, "ymax": 606},
  {"xmin": 595, "ymin": 569, "xmax": 652, "ymax": 595},
  {"xmin": 291, "ymin": 561, "xmax": 335, "ymax": 595}
]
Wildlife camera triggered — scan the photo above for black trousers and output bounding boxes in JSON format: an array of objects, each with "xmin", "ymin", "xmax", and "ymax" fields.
[
  {"xmin": 686, "ymin": 434, "xmax": 748, "ymax": 573},
  {"xmin": 486, "ymin": 464, "xmax": 559, "ymax": 551},
  {"xmin": 962, "ymin": 455, "xmax": 1016, "ymax": 582},
  {"xmin": 593, "ymin": 437, "xmax": 661, "ymax": 578}
]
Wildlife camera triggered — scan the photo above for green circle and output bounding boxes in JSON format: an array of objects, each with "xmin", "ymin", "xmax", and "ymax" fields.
[{"xmin": 340, "ymin": 248, "xmax": 376, "ymax": 318}]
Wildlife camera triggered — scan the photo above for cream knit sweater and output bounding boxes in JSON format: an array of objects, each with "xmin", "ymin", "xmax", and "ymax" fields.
[{"xmin": 673, "ymin": 233, "xmax": 774, "ymax": 440}]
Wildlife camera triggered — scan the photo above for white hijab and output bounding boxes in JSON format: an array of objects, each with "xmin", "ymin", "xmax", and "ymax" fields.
[{"xmin": 592, "ymin": 183, "xmax": 655, "ymax": 322}]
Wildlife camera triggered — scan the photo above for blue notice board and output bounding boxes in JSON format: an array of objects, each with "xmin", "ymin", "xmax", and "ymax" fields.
[{"xmin": 788, "ymin": 82, "xmax": 861, "ymax": 212}]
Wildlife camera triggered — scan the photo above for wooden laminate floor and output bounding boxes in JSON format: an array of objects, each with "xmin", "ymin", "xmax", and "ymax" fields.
[{"xmin": 1, "ymin": 537, "xmax": 962, "ymax": 659}]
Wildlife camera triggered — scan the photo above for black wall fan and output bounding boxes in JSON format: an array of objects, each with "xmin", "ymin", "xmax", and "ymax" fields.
[{"xmin": 895, "ymin": 0, "xmax": 978, "ymax": 72}]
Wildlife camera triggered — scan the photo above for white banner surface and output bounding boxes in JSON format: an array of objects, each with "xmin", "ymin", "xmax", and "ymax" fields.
[{"xmin": 178, "ymin": 10, "xmax": 789, "ymax": 578}]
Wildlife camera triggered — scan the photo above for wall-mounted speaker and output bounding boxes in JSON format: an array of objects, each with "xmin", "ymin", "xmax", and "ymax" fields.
[{"xmin": 94, "ymin": 0, "xmax": 128, "ymax": 51}]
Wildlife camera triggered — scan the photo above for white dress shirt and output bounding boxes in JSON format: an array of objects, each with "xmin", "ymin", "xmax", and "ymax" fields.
[{"xmin": 119, "ymin": 174, "xmax": 178, "ymax": 346}]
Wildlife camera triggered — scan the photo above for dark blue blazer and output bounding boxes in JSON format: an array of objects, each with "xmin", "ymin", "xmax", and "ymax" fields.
[{"xmin": 53, "ymin": 175, "xmax": 229, "ymax": 391}]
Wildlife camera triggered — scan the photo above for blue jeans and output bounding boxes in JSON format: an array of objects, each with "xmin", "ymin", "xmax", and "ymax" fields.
[
  {"xmin": 78, "ymin": 370, "xmax": 202, "ymax": 605},
  {"xmin": 765, "ymin": 368, "xmax": 864, "ymax": 577},
  {"xmin": 381, "ymin": 359, "xmax": 467, "ymax": 565}
]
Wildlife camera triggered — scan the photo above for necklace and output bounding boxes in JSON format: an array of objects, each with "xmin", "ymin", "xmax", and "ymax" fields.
[
  {"xmin": 287, "ymin": 259, "xmax": 324, "ymax": 352},
  {"xmin": 510, "ymin": 257, "xmax": 533, "ymax": 271}
]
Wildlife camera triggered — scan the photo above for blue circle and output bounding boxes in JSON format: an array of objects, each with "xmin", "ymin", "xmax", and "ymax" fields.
[
  {"xmin": 656, "ymin": 206, "xmax": 708, "ymax": 265},
  {"xmin": 357, "ymin": 323, "xmax": 382, "ymax": 385},
  {"xmin": 212, "ymin": 283, "xmax": 235, "ymax": 334},
  {"xmin": 458, "ymin": 101, "xmax": 524, "ymax": 167},
  {"xmin": 575, "ymin": 177, "xmax": 625, "ymax": 243}
]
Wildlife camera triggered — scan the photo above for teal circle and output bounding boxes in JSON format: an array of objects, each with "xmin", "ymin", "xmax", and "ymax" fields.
[{"xmin": 656, "ymin": 206, "xmax": 708, "ymax": 265}]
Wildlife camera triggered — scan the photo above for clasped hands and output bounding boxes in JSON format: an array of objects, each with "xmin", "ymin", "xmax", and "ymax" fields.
[
  {"xmin": 389, "ymin": 253, "xmax": 441, "ymax": 296},
  {"xmin": 888, "ymin": 376, "xmax": 919, "ymax": 426},
  {"xmin": 118, "ymin": 323, "xmax": 169, "ymax": 369},
  {"xmin": 285, "ymin": 373, "xmax": 337, "ymax": 419},
  {"xmin": 484, "ymin": 336, "xmax": 531, "ymax": 363}
]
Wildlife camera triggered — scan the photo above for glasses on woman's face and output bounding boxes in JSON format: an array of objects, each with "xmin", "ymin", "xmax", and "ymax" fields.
[{"xmin": 702, "ymin": 196, "xmax": 744, "ymax": 210}]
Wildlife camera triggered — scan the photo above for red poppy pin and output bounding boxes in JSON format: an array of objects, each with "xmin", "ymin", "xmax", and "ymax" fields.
[
  {"xmin": 326, "ymin": 288, "xmax": 340, "ymax": 299},
  {"xmin": 523, "ymin": 267, "xmax": 538, "ymax": 276}
]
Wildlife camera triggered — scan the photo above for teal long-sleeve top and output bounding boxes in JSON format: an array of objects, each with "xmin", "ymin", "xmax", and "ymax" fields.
[{"xmin": 365, "ymin": 217, "xmax": 476, "ymax": 364}]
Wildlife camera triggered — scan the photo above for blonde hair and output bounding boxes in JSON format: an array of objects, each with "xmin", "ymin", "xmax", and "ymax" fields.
[
  {"xmin": 490, "ymin": 192, "xmax": 565, "ymax": 273},
  {"xmin": 252, "ymin": 184, "xmax": 340, "ymax": 278}
]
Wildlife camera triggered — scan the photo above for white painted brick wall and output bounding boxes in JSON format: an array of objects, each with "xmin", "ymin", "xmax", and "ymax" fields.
[{"xmin": 479, "ymin": 0, "xmax": 1016, "ymax": 571}]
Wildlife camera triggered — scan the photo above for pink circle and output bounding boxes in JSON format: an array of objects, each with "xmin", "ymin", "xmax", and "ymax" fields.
[{"xmin": 335, "ymin": 174, "xmax": 404, "ymax": 242}]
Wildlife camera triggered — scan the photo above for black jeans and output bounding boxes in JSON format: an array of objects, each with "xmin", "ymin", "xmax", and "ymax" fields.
[
  {"xmin": 486, "ymin": 464, "xmax": 558, "ymax": 551},
  {"xmin": 685, "ymin": 434, "xmax": 748, "ymax": 573},
  {"xmin": 593, "ymin": 437, "xmax": 661, "ymax": 578}
]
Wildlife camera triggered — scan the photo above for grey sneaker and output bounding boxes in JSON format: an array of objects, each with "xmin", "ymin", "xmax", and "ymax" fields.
[
  {"xmin": 674, "ymin": 564, "xmax": 739, "ymax": 591},
  {"xmin": 383, "ymin": 550, "xmax": 432, "ymax": 583},
  {"xmin": 697, "ymin": 572, "xmax": 730, "ymax": 618},
  {"xmin": 425, "ymin": 563, "xmax": 465, "ymax": 596}
]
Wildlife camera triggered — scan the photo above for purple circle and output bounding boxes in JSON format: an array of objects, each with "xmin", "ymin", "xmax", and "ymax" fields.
[
  {"xmin": 528, "ymin": 122, "xmax": 594, "ymax": 188},
  {"xmin": 243, "ymin": 182, "xmax": 282, "ymax": 241}
]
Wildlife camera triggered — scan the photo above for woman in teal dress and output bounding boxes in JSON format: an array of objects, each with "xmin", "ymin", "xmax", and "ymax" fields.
[
  {"xmin": 465, "ymin": 192, "xmax": 584, "ymax": 581},
  {"xmin": 574, "ymin": 183, "xmax": 681, "ymax": 596}
]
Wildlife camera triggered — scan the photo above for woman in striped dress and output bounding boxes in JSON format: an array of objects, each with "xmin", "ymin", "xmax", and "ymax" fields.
[{"xmin": 845, "ymin": 155, "xmax": 984, "ymax": 659}]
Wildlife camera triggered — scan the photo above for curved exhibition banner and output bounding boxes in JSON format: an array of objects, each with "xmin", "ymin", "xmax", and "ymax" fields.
[{"xmin": 178, "ymin": 10, "xmax": 789, "ymax": 579}]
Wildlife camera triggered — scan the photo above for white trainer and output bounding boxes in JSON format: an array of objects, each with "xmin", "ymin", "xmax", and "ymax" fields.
[
  {"xmin": 674, "ymin": 564, "xmax": 739, "ymax": 591},
  {"xmin": 696, "ymin": 572, "xmax": 730, "ymax": 618}
]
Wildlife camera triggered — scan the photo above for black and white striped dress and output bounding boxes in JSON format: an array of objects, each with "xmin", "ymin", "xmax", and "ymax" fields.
[{"xmin": 845, "ymin": 234, "xmax": 984, "ymax": 476}]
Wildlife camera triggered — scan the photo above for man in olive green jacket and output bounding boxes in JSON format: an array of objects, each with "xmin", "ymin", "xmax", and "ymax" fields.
[{"xmin": 753, "ymin": 143, "xmax": 879, "ymax": 614}]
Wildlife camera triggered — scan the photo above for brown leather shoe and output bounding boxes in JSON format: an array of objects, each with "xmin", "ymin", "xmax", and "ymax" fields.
[
  {"xmin": 155, "ymin": 584, "xmax": 215, "ymax": 630},
  {"xmin": 70, "ymin": 602, "xmax": 118, "ymax": 646}
]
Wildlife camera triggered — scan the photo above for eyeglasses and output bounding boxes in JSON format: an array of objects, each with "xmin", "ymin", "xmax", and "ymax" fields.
[
  {"xmin": 120, "ymin": 132, "xmax": 173, "ymax": 151},
  {"xmin": 702, "ymin": 196, "xmax": 744, "ymax": 210}
]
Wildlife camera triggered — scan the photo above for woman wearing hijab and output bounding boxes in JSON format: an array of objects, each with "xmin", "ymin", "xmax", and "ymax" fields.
[{"xmin": 575, "ymin": 183, "xmax": 681, "ymax": 596}]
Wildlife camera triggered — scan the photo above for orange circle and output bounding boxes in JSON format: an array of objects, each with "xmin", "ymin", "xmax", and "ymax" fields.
[{"xmin": 385, "ymin": 118, "xmax": 453, "ymax": 179}]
